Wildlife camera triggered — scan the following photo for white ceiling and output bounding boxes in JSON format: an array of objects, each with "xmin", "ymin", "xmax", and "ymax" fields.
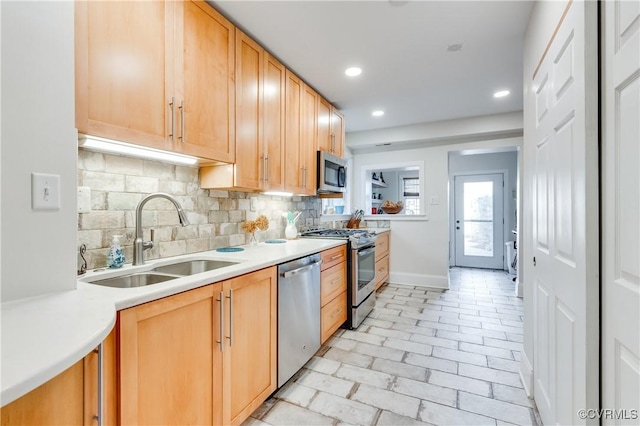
[{"xmin": 212, "ymin": 1, "xmax": 534, "ymax": 133}]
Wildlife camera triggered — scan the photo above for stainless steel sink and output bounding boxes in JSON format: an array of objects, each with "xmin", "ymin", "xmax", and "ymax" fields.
[
  {"xmin": 90, "ymin": 272, "xmax": 179, "ymax": 288},
  {"xmin": 152, "ymin": 260, "xmax": 238, "ymax": 276},
  {"xmin": 87, "ymin": 259, "xmax": 240, "ymax": 288}
]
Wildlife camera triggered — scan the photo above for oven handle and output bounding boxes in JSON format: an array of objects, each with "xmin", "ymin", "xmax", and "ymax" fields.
[
  {"xmin": 281, "ymin": 260, "xmax": 323, "ymax": 278},
  {"xmin": 357, "ymin": 247, "xmax": 376, "ymax": 257}
]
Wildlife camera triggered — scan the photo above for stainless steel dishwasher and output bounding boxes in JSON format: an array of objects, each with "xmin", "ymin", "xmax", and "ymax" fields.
[{"xmin": 277, "ymin": 253, "xmax": 322, "ymax": 387}]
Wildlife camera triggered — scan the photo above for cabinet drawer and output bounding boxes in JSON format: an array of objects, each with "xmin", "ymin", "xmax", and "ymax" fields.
[
  {"xmin": 375, "ymin": 232, "xmax": 389, "ymax": 261},
  {"xmin": 321, "ymin": 245, "xmax": 347, "ymax": 271},
  {"xmin": 375, "ymin": 254, "xmax": 389, "ymax": 290},
  {"xmin": 321, "ymin": 261, "xmax": 347, "ymax": 307},
  {"xmin": 321, "ymin": 291, "xmax": 347, "ymax": 343}
]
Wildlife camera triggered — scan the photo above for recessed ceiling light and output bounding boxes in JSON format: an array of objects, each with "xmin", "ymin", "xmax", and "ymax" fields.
[
  {"xmin": 493, "ymin": 90, "xmax": 510, "ymax": 98},
  {"xmin": 372, "ymin": 110, "xmax": 384, "ymax": 117},
  {"xmin": 447, "ymin": 43, "xmax": 463, "ymax": 52},
  {"xmin": 345, "ymin": 67, "xmax": 362, "ymax": 77}
]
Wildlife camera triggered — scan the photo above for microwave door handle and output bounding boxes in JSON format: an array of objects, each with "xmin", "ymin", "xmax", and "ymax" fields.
[{"xmin": 338, "ymin": 166, "xmax": 346, "ymax": 187}]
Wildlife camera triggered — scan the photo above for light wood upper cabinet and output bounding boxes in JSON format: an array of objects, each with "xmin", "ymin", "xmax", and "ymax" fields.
[
  {"xmin": 76, "ymin": 0, "xmax": 235, "ymax": 163},
  {"xmin": 176, "ymin": 0, "xmax": 235, "ymax": 162},
  {"xmin": 199, "ymin": 37, "xmax": 288, "ymax": 192},
  {"xmin": 317, "ymin": 96, "xmax": 332, "ymax": 153},
  {"xmin": 263, "ymin": 53, "xmax": 287, "ymax": 192},
  {"xmin": 223, "ymin": 267, "xmax": 277, "ymax": 425},
  {"xmin": 317, "ymin": 97, "xmax": 344, "ymax": 158},
  {"xmin": 119, "ymin": 284, "xmax": 223, "ymax": 426},
  {"xmin": 300, "ymin": 83, "xmax": 318, "ymax": 195},
  {"xmin": 231, "ymin": 29, "xmax": 264, "ymax": 190},
  {"xmin": 285, "ymin": 70, "xmax": 303, "ymax": 194},
  {"xmin": 75, "ymin": 0, "xmax": 174, "ymax": 151},
  {"xmin": 331, "ymin": 108, "xmax": 345, "ymax": 158}
]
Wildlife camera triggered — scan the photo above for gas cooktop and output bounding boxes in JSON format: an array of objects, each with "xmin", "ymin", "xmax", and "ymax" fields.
[{"xmin": 300, "ymin": 228, "xmax": 376, "ymax": 248}]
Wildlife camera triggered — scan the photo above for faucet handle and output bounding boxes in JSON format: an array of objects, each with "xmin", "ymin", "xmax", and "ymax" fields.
[
  {"xmin": 143, "ymin": 240, "xmax": 154, "ymax": 250},
  {"xmin": 150, "ymin": 229, "xmax": 155, "ymax": 242}
]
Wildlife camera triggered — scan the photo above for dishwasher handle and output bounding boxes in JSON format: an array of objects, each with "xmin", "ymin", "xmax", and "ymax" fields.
[{"xmin": 281, "ymin": 260, "xmax": 323, "ymax": 278}]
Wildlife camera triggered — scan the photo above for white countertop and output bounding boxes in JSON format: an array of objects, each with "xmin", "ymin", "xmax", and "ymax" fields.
[{"xmin": 1, "ymin": 238, "xmax": 345, "ymax": 406}]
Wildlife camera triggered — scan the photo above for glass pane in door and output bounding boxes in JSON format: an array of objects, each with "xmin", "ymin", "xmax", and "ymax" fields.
[{"xmin": 463, "ymin": 181, "xmax": 494, "ymax": 257}]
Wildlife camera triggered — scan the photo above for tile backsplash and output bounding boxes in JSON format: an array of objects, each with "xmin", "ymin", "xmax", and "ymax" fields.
[{"xmin": 78, "ymin": 150, "xmax": 321, "ymax": 270}]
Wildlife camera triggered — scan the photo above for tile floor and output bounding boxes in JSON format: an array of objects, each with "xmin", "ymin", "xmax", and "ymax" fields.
[{"xmin": 244, "ymin": 268, "xmax": 540, "ymax": 426}]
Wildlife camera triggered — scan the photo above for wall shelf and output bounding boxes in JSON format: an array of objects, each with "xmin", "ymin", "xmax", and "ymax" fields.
[{"xmin": 372, "ymin": 179, "xmax": 388, "ymax": 188}]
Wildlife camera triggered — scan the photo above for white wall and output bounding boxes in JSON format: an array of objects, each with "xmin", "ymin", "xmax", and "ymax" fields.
[
  {"xmin": 1, "ymin": 1, "xmax": 77, "ymax": 301},
  {"xmin": 449, "ymin": 151, "xmax": 519, "ymax": 269},
  {"xmin": 351, "ymin": 135, "xmax": 522, "ymax": 289},
  {"xmin": 520, "ymin": 0, "xmax": 568, "ymax": 397}
]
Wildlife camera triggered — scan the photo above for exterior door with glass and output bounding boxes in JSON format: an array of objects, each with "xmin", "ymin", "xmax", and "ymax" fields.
[{"xmin": 454, "ymin": 174, "xmax": 504, "ymax": 269}]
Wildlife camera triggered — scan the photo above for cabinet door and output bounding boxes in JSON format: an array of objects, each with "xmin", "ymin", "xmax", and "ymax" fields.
[
  {"xmin": 119, "ymin": 284, "xmax": 223, "ymax": 426},
  {"xmin": 234, "ymin": 29, "xmax": 264, "ymax": 190},
  {"xmin": 177, "ymin": 0, "xmax": 235, "ymax": 162},
  {"xmin": 317, "ymin": 97, "xmax": 332, "ymax": 153},
  {"xmin": 331, "ymin": 108, "xmax": 345, "ymax": 158},
  {"xmin": 300, "ymin": 84, "xmax": 318, "ymax": 195},
  {"xmin": 75, "ymin": 0, "xmax": 173, "ymax": 150},
  {"xmin": 263, "ymin": 53, "xmax": 286, "ymax": 192},
  {"xmin": 285, "ymin": 70, "xmax": 303, "ymax": 194},
  {"xmin": 223, "ymin": 267, "xmax": 277, "ymax": 425}
]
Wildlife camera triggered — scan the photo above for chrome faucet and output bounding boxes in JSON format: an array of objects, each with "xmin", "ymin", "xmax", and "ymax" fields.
[{"xmin": 133, "ymin": 193, "xmax": 190, "ymax": 266}]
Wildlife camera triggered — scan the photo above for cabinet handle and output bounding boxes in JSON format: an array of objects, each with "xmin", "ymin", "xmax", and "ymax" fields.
[
  {"xmin": 302, "ymin": 166, "xmax": 306, "ymax": 188},
  {"xmin": 260, "ymin": 155, "xmax": 265, "ymax": 181},
  {"xmin": 179, "ymin": 100, "xmax": 185, "ymax": 143},
  {"xmin": 331, "ymin": 133, "xmax": 335, "ymax": 153},
  {"xmin": 331, "ymin": 308, "xmax": 343, "ymax": 319},
  {"xmin": 169, "ymin": 97, "xmax": 176, "ymax": 142},
  {"xmin": 330, "ymin": 277, "xmax": 341, "ymax": 285},
  {"xmin": 92, "ymin": 344, "xmax": 103, "ymax": 425},
  {"xmin": 217, "ymin": 291, "xmax": 224, "ymax": 352},
  {"xmin": 329, "ymin": 254, "xmax": 343, "ymax": 261},
  {"xmin": 265, "ymin": 154, "xmax": 269, "ymax": 183},
  {"xmin": 226, "ymin": 289, "xmax": 234, "ymax": 346}
]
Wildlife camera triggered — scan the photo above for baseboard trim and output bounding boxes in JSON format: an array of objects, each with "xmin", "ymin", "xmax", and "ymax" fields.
[
  {"xmin": 520, "ymin": 349, "xmax": 534, "ymax": 397},
  {"xmin": 388, "ymin": 272, "xmax": 449, "ymax": 289}
]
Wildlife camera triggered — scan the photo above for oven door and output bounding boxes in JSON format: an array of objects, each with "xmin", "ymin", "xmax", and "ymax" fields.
[{"xmin": 351, "ymin": 245, "xmax": 376, "ymax": 306}]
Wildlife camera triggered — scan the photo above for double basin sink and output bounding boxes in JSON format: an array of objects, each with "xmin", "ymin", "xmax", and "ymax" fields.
[{"xmin": 88, "ymin": 259, "xmax": 239, "ymax": 289}]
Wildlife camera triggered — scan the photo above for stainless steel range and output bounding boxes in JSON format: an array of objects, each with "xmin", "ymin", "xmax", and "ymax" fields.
[{"xmin": 301, "ymin": 228, "xmax": 377, "ymax": 328}]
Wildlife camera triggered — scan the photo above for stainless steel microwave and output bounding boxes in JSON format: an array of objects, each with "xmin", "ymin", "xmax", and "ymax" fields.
[{"xmin": 317, "ymin": 151, "xmax": 346, "ymax": 193}]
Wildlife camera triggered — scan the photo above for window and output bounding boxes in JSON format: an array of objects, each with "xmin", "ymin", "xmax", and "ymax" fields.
[{"xmin": 402, "ymin": 177, "xmax": 420, "ymax": 214}]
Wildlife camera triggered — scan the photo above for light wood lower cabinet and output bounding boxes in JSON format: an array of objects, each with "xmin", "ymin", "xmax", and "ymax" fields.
[
  {"xmin": 1, "ymin": 362, "xmax": 84, "ymax": 426},
  {"xmin": 119, "ymin": 284, "xmax": 222, "ymax": 425},
  {"xmin": 1, "ymin": 329, "xmax": 117, "ymax": 426},
  {"xmin": 118, "ymin": 266, "xmax": 276, "ymax": 426},
  {"xmin": 375, "ymin": 232, "xmax": 391, "ymax": 290},
  {"xmin": 223, "ymin": 267, "xmax": 277, "ymax": 425},
  {"xmin": 320, "ymin": 245, "xmax": 347, "ymax": 343}
]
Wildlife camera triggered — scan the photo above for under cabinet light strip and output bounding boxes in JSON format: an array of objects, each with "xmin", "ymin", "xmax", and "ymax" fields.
[{"xmin": 78, "ymin": 135, "xmax": 198, "ymax": 166}]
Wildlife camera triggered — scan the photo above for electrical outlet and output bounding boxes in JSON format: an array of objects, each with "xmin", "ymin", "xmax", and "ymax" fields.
[
  {"xmin": 32, "ymin": 173, "xmax": 60, "ymax": 210},
  {"xmin": 429, "ymin": 195, "xmax": 440, "ymax": 205},
  {"xmin": 78, "ymin": 186, "xmax": 91, "ymax": 213}
]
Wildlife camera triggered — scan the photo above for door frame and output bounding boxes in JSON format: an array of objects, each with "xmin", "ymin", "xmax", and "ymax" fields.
[{"xmin": 449, "ymin": 169, "xmax": 511, "ymax": 270}]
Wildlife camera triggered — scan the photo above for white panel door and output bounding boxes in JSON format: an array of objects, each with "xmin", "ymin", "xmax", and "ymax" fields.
[
  {"xmin": 454, "ymin": 174, "xmax": 504, "ymax": 269},
  {"xmin": 530, "ymin": 1, "xmax": 599, "ymax": 425},
  {"xmin": 602, "ymin": 1, "xmax": 640, "ymax": 424}
]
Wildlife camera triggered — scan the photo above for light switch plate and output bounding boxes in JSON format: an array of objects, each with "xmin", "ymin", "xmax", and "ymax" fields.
[
  {"xmin": 32, "ymin": 173, "xmax": 61, "ymax": 210},
  {"xmin": 78, "ymin": 186, "xmax": 91, "ymax": 213},
  {"xmin": 430, "ymin": 195, "xmax": 440, "ymax": 205}
]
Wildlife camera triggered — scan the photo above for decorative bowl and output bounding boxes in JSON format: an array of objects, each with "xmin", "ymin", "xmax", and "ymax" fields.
[{"xmin": 381, "ymin": 206, "xmax": 403, "ymax": 214}]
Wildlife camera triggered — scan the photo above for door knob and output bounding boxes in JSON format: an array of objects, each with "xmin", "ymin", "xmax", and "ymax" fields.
[{"xmin": 456, "ymin": 226, "xmax": 460, "ymax": 230}]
